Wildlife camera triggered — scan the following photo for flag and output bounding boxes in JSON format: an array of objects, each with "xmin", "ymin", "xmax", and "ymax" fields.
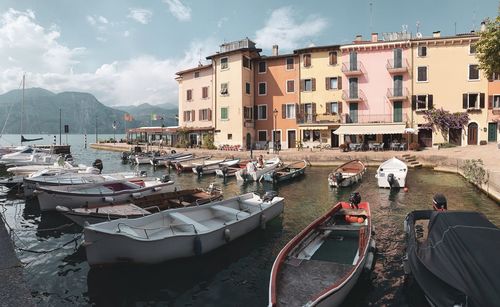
[
  {"xmin": 124, "ymin": 113, "xmax": 134, "ymax": 121},
  {"xmin": 151, "ymin": 113, "xmax": 163, "ymax": 121},
  {"xmin": 151, "ymin": 113, "xmax": 157, "ymax": 120}
]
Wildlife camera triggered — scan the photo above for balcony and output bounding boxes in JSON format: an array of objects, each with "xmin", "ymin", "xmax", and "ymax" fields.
[
  {"xmin": 244, "ymin": 120, "xmax": 254, "ymax": 128},
  {"xmin": 341, "ymin": 61, "xmax": 365, "ymax": 76},
  {"xmin": 296, "ymin": 113, "xmax": 342, "ymax": 125},
  {"xmin": 342, "ymin": 89, "xmax": 366, "ymax": 103},
  {"xmin": 344, "ymin": 113, "xmax": 409, "ymax": 124},
  {"xmin": 296, "ymin": 114, "xmax": 316, "ymax": 124},
  {"xmin": 386, "ymin": 59, "xmax": 409, "ymax": 74},
  {"xmin": 387, "ymin": 88, "xmax": 409, "ymax": 101}
]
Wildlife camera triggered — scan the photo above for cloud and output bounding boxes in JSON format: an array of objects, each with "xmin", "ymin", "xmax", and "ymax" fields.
[
  {"xmin": 254, "ymin": 6, "xmax": 327, "ymax": 50},
  {"xmin": 127, "ymin": 8, "xmax": 152, "ymax": 24},
  {"xmin": 163, "ymin": 0, "xmax": 191, "ymax": 22},
  {"xmin": 86, "ymin": 14, "xmax": 110, "ymax": 31},
  {"xmin": 0, "ymin": 8, "xmax": 217, "ymax": 106},
  {"xmin": 123, "ymin": 30, "xmax": 130, "ymax": 37},
  {"xmin": 217, "ymin": 17, "xmax": 228, "ymax": 28}
]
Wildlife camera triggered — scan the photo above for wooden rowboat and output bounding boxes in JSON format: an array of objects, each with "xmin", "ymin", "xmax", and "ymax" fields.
[
  {"xmin": 262, "ymin": 160, "xmax": 307, "ymax": 183},
  {"xmin": 269, "ymin": 195, "xmax": 375, "ymax": 307},
  {"xmin": 327, "ymin": 160, "xmax": 366, "ymax": 188}
]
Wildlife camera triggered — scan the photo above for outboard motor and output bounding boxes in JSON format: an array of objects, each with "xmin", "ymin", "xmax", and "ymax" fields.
[
  {"xmin": 171, "ymin": 149, "xmax": 177, "ymax": 154},
  {"xmin": 64, "ymin": 154, "xmax": 73, "ymax": 162},
  {"xmin": 196, "ymin": 165, "xmax": 204, "ymax": 178},
  {"xmin": 159, "ymin": 174, "xmax": 170, "ymax": 183},
  {"xmin": 139, "ymin": 170, "xmax": 147, "ymax": 177},
  {"xmin": 387, "ymin": 173, "xmax": 395, "ymax": 188},
  {"xmin": 262, "ymin": 190, "xmax": 278, "ymax": 202},
  {"xmin": 92, "ymin": 159, "xmax": 103, "ymax": 174},
  {"xmin": 334, "ymin": 172, "xmax": 344, "ymax": 184},
  {"xmin": 121, "ymin": 152, "xmax": 130, "ymax": 162},
  {"xmin": 349, "ymin": 192, "xmax": 361, "ymax": 209},
  {"xmin": 432, "ymin": 193, "xmax": 447, "ymax": 211}
]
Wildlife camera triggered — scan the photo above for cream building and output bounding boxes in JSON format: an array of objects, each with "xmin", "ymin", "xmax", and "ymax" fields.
[{"xmin": 412, "ymin": 31, "xmax": 488, "ymax": 146}]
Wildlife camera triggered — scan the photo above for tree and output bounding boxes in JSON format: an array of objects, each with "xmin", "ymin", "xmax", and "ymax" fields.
[{"xmin": 475, "ymin": 13, "xmax": 500, "ymax": 78}]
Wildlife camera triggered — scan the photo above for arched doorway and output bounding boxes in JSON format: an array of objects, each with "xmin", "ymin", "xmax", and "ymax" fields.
[
  {"xmin": 246, "ymin": 133, "xmax": 251, "ymax": 150},
  {"xmin": 467, "ymin": 123, "xmax": 478, "ymax": 145}
]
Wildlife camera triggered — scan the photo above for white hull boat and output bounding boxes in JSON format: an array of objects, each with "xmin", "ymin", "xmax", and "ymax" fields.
[
  {"xmin": 7, "ymin": 161, "xmax": 96, "ymax": 177},
  {"xmin": 174, "ymin": 155, "xmax": 212, "ymax": 172},
  {"xmin": 192, "ymin": 159, "xmax": 240, "ymax": 175},
  {"xmin": 328, "ymin": 160, "xmax": 366, "ymax": 188},
  {"xmin": 35, "ymin": 179, "xmax": 174, "ymax": 211},
  {"xmin": 83, "ymin": 192, "xmax": 284, "ymax": 266},
  {"xmin": 235, "ymin": 157, "xmax": 282, "ymax": 181},
  {"xmin": 375, "ymin": 157, "xmax": 408, "ymax": 188}
]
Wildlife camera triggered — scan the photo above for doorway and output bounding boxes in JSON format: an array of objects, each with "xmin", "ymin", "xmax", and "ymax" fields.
[
  {"xmin": 488, "ymin": 122, "xmax": 497, "ymax": 142},
  {"xmin": 418, "ymin": 128, "xmax": 432, "ymax": 147},
  {"xmin": 449, "ymin": 128, "xmax": 462, "ymax": 146},
  {"xmin": 331, "ymin": 129, "xmax": 339, "ymax": 147},
  {"xmin": 287, "ymin": 130, "xmax": 296, "ymax": 149},
  {"xmin": 246, "ymin": 133, "xmax": 251, "ymax": 150},
  {"xmin": 393, "ymin": 101, "xmax": 403, "ymax": 122},
  {"xmin": 467, "ymin": 123, "xmax": 478, "ymax": 145}
]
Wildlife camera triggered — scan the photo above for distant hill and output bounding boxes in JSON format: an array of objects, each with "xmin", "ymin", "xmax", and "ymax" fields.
[{"xmin": 0, "ymin": 88, "xmax": 178, "ymax": 134}]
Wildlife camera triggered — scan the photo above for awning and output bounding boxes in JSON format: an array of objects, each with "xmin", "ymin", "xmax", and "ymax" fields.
[
  {"xmin": 298, "ymin": 126, "xmax": 330, "ymax": 131},
  {"xmin": 333, "ymin": 124, "xmax": 406, "ymax": 135}
]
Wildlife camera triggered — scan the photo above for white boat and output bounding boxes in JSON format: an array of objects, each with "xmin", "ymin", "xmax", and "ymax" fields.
[
  {"xmin": 35, "ymin": 179, "xmax": 174, "ymax": 211},
  {"xmin": 149, "ymin": 152, "xmax": 193, "ymax": 167},
  {"xmin": 192, "ymin": 158, "xmax": 240, "ymax": 176},
  {"xmin": 83, "ymin": 191, "xmax": 284, "ymax": 266},
  {"xmin": 328, "ymin": 160, "xmax": 366, "ymax": 187},
  {"xmin": 0, "ymin": 147, "xmax": 58, "ymax": 166},
  {"xmin": 6, "ymin": 160, "xmax": 95, "ymax": 176},
  {"xmin": 173, "ymin": 155, "xmax": 212, "ymax": 172},
  {"xmin": 235, "ymin": 157, "xmax": 282, "ymax": 182},
  {"xmin": 375, "ymin": 157, "xmax": 408, "ymax": 188}
]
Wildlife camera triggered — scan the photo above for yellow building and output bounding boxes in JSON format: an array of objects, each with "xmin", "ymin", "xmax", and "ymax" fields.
[
  {"xmin": 206, "ymin": 38, "xmax": 261, "ymax": 149},
  {"xmin": 412, "ymin": 31, "xmax": 488, "ymax": 146},
  {"xmin": 294, "ymin": 45, "xmax": 343, "ymax": 148}
]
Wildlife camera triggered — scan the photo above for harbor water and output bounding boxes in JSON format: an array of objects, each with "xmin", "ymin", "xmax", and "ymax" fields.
[{"xmin": 0, "ymin": 134, "xmax": 499, "ymax": 306}]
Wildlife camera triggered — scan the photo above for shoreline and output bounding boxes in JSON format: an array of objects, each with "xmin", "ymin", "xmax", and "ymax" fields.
[{"xmin": 90, "ymin": 142, "xmax": 500, "ymax": 202}]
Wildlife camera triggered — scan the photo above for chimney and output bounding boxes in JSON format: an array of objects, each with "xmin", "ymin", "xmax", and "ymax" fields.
[
  {"xmin": 355, "ymin": 35, "xmax": 363, "ymax": 42},
  {"xmin": 433, "ymin": 31, "xmax": 441, "ymax": 38},
  {"xmin": 480, "ymin": 21, "xmax": 486, "ymax": 32},
  {"xmin": 272, "ymin": 45, "xmax": 279, "ymax": 56},
  {"xmin": 371, "ymin": 33, "xmax": 378, "ymax": 42}
]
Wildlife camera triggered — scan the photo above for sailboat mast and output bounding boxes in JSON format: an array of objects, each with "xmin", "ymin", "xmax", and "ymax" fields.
[{"xmin": 21, "ymin": 73, "xmax": 25, "ymax": 143}]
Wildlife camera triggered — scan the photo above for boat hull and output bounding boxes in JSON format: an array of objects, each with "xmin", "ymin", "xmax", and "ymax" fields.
[
  {"xmin": 327, "ymin": 160, "xmax": 366, "ymax": 188},
  {"xmin": 375, "ymin": 157, "xmax": 408, "ymax": 188}
]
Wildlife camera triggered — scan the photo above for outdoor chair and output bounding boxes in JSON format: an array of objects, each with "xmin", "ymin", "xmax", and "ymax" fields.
[
  {"xmin": 399, "ymin": 143, "xmax": 407, "ymax": 151},
  {"xmin": 368, "ymin": 143, "xmax": 374, "ymax": 151}
]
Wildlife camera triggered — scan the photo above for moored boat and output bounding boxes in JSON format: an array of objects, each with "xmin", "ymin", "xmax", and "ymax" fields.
[
  {"xmin": 235, "ymin": 157, "xmax": 282, "ymax": 182},
  {"xmin": 328, "ymin": 160, "xmax": 366, "ymax": 187},
  {"xmin": 403, "ymin": 210, "xmax": 500, "ymax": 307},
  {"xmin": 268, "ymin": 192, "xmax": 375, "ymax": 307},
  {"xmin": 192, "ymin": 158, "xmax": 240, "ymax": 176},
  {"xmin": 83, "ymin": 191, "xmax": 284, "ymax": 266},
  {"xmin": 263, "ymin": 160, "xmax": 307, "ymax": 183},
  {"xmin": 375, "ymin": 157, "xmax": 407, "ymax": 188},
  {"xmin": 173, "ymin": 155, "xmax": 212, "ymax": 172}
]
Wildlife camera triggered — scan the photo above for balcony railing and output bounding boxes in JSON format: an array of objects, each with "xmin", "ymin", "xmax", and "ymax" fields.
[
  {"xmin": 386, "ymin": 59, "xmax": 410, "ymax": 74},
  {"xmin": 387, "ymin": 87, "xmax": 409, "ymax": 100},
  {"xmin": 342, "ymin": 89, "xmax": 366, "ymax": 102},
  {"xmin": 296, "ymin": 114, "xmax": 316, "ymax": 124},
  {"xmin": 341, "ymin": 61, "xmax": 365, "ymax": 76},
  {"xmin": 344, "ymin": 113, "xmax": 409, "ymax": 124}
]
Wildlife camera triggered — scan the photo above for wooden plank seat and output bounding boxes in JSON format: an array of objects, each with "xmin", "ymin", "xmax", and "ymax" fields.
[
  {"xmin": 337, "ymin": 208, "xmax": 368, "ymax": 216},
  {"xmin": 319, "ymin": 224, "xmax": 362, "ymax": 231},
  {"xmin": 169, "ymin": 212, "xmax": 209, "ymax": 232},
  {"xmin": 211, "ymin": 205, "xmax": 250, "ymax": 219}
]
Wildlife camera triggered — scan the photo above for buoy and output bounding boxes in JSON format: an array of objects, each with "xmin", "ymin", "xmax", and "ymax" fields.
[
  {"xmin": 223, "ymin": 228, "xmax": 231, "ymax": 242},
  {"xmin": 404, "ymin": 187, "xmax": 409, "ymax": 192},
  {"xmin": 357, "ymin": 217, "xmax": 364, "ymax": 223}
]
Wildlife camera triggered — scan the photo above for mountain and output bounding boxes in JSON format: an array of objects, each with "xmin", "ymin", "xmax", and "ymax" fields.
[{"xmin": 0, "ymin": 88, "xmax": 178, "ymax": 134}]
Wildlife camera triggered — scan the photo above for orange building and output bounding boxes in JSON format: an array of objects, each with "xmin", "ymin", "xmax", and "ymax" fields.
[
  {"xmin": 254, "ymin": 46, "xmax": 299, "ymax": 149},
  {"xmin": 487, "ymin": 73, "xmax": 500, "ymax": 142}
]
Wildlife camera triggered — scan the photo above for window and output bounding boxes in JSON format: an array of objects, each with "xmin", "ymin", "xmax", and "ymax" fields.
[
  {"xmin": 243, "ymin": 56, "xmax": 251, "ymax": 69},
  {"xmin": 329, "ymin": 51, "xmax": 338, "ymax": 65},
  {"xmin": 257, "ymin": 105, "xmax": 267, "ymax": 120},
  {"xmin": 258, "ymin": 131, "xmax": 267, "ymax": 142},
  {"xmin": 303, "ymin": 79, "xmax": 313, "ymax": 91},
  {"xmin": 416, "ymin": 95, "xmax": 427, "ymax": 110},
  {"xmin": 258, "ymin": 61, "xmax": 266, "ymax": 73},
  {"xmin": 202, "ymin": 86, "xmax": 208, "ymax": 98},
  {"xmin": 186, "ymin": 89, "xmax": 192, "ymax": 101},
  {"xmin": 245, "ymin": 82, "xmax": 251, "ymax": 95},
  {"xmin": 221, "ymin": 57, "xmax": 228, "ymax": 69},
  {"xmin": 220, "ymin": 83, "xmax": 228, "ymax": 95},
  {"xmin": 194, "ymin": 71, "xmax": 200, "ymax": 78},
  {"xmin": 285, "ymin": 104, "xmax": 296, "ymax": 119},
  {"xmin": 469, "ymin": 64, "xmax": 479, "ymax": 80},
  {"xmin": 199, "ymin": 109, "xmax": 210, "ymax": 121},
  {"xmin": 183, "ymin": 110, "xmax": 194, "ymax": 122},
  {"xmin": 492, "ymin": 72, "xmax": 500, "ymax": 80},
  {"xmin": 286, "ymin": 57, "xmax": 294, "ymax": 70},
  {"xmin": 417, "ymin": 66, "xmax": 428, "ymax": 82},
  {"xmin": 286, "ymin": 80, "xmax": 295, "ymax": 93},
  {"xmin": 326, "ymin": 77, "xmax": 339, "ymax": 90},
  {"xmin": 227, "ymin": 134, "xmax": 232, "ymax": 140},
  {"xmin": 243, "ymin": 106, "xmax": 253, "ymax": 120},
  {"xmin": 221, "ymin": 107, "xmax": 228, "ymax": 120},
  {"xmin": 418, "ymin": 46, "xmax": 427, "ymax": 57},
  {"xmin": 303, "ymin": 54, "xmax": 311, "ymax": 67},
  {"xmin": 312, "ymin": 130, "xmax": 320, "ymax": 142},
  {"xmin": 328, "ymin": 102, "xmax": 339, "ymax": 114},
  {"xmin": 467, "ymin": 93, "xmax": 479, "ymax": 109},
  {"xmin": 494, "ymin": 95, "xmax": 500, "ymax": 109},
  {"xmin": 258, "ymin": 82, "xmax": 267, "ymax": 95},
  {"xmin": 469, "ymin": 44, "xmax": 476, "ymax": 54}
]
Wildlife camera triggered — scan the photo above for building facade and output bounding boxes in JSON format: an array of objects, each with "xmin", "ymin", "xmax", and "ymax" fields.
[{"xmin": 487, "ymin": 72, "xmax": 500, "ymax": 143}]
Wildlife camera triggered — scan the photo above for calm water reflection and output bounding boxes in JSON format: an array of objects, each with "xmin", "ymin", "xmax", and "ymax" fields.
[{"xmin": 0, "ymin": 136, "xmax": 498, "ymax": 306}]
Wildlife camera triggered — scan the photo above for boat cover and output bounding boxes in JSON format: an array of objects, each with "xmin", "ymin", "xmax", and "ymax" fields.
[{"xmin": 407, "ymin": 211, "xmax": 500, "ymax": 307}]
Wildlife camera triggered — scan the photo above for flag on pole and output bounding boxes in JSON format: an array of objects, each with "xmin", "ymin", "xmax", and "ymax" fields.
[
  {"xmin": 151, "ymin": 113, "xmax": 157, "ymax": 120},
  {"xmin": 124, "ymin": 113, "xmax": 134, "ymax": 121},
  {"xmin": 151, "ymin": 113, "xmax": 163, "ymax": 120}
]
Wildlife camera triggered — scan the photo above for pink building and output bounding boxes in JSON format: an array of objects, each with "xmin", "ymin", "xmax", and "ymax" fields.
[{"xmin": 336, "ymin": 33, "xmax": 412, "ymax": 149}]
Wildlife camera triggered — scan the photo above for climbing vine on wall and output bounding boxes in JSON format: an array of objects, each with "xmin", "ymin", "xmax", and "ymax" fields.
[{"xmin": 422, "ymin": 108, "xmax": 469, "ymax": 132}]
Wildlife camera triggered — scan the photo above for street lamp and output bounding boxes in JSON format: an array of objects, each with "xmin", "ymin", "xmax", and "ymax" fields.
[{"xmin": 273, "ymin": 108, "xmax": 279, "ymax": 153}]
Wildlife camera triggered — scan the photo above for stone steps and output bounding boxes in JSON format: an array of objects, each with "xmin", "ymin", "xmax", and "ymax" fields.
[{"xmin": 401, "ymin": 154, "xmax": 422, "ymax": 168}]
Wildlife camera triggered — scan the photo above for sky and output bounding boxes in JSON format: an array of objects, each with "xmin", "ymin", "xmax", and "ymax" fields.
[{"xmin": 0, "ymin": 0, "xmax": 497, "ymax": 107}]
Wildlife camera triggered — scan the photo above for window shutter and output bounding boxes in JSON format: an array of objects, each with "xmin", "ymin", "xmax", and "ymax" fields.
[
  {"xmin": 254, "ymin": 106, "xmax": 258, "ymax": 120},
  {"xmin": 199, "ymin": 109, "xmax": 202, "ymax": 120},
  {"xmin": 312, "ymin": 103, "xmax": 317, "ymax": 115},
  {"xmin": 191, "ymin": 110, "xmax": 195, "ymax": 121},
  {"xmin": 183, "ymin": 111, "xmax": 186, "ymax": 122},
  {"xmin": 338, "ymin": 76, "xmax": 342, "ymax": 90},
  {"xmin": 489, "ymin": 95, "xmax": 494, "ymax": 110},
  {"xmin": 208, "ymin": 109, "xmax": 212, "ymax": 121},
  {"xmin": 311, "ymin": 78, "xmax": 316, "ymax": 91},
  {"xmin": 325, "ymin": 102, "xmax": 331, "ymax": 114},
  {"xmin": 300, "ymin": 80, "xmax": 304, "ymax": 91},
  {"xmin": 282, "ymin": 104, "xmax": 286, "ymax": 119},
  {"xmin": 325, "ymin": 77, "xmax": 330, "ymax": 90},
  {"xmin": 428, "ymin": 95, "xmax": 433, "ymax": 109},
  {"xmin": 411, "ymin": 95, "xmax": 416, "ymax": 110},
  {"xmin": 463, "ymin": 94, "xmax": 468, "ymax": 109},
  {"xmin": 338, "ymin": 102, "xmax": 343, "ymax": 114},
  {"xmin": 479, "ymin": 93, "xmax": 485, "ymax": 108}
]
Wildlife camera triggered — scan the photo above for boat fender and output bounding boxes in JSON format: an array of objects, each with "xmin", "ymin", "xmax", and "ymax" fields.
[
  {"xmin": 223, "ymin": 228, "xmax": 231, "ymax": 242},
  {"xmin": 260, "ymin": 214, "xmax": 267, "ymax": 230},
  {"xmin": 194, "ymin": 236, "xmax": 202, "ymax": 256},
  {"xmin": 196, "ymin": 165, "xmax": 204, "ymax": 177},
  {"xmin": 364, "ymin": 252, "xmax": 375, "ymax": 271}
]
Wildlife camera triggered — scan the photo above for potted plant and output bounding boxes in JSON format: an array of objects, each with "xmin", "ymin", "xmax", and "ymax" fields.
[
  {"xmin": 409, "ymin": 142, "xmax": 420, "ymax": 151},
  {"xmin": 339, "ymin": 143, "xmax": 349, "ymax": 152}
]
